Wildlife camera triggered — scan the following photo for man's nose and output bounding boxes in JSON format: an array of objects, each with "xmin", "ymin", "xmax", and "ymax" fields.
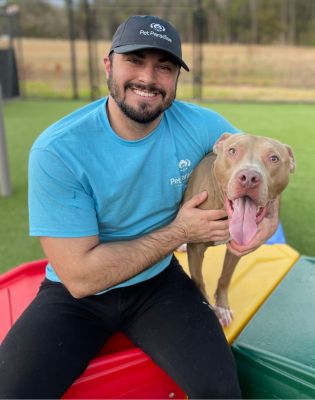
[{"xmin": 138, "ymin": 64, "xmax": 156, "ymax": 83}]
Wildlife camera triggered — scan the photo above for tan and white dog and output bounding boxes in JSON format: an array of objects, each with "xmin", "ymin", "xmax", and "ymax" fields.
[{"xmin": 183, "ymin": 133, "xmax": 295, "ymax": 326}]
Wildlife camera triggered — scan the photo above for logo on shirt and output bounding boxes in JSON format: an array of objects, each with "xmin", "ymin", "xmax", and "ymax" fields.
[
  {"xmin": 178, "ymin": 159, "xmax": 191, "ymax": 171},
  {"xmin": 170, "ymin": 159, "xmax": 193, "ymax": 186}
]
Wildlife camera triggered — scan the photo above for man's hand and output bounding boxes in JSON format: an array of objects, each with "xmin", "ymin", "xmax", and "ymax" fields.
[
  {"xmin": 40, "ymin": 191, "xmax": 229, "ymax": 298},
  {"xmin": 227, "ymin": 197, "xmax": 280, "ymax": 257},
  {"xmin": 173, "ymin": 191, "xmax": 230, "ymax": 244}
]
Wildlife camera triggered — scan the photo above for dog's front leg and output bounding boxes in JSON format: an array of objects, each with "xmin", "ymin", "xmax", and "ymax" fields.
[
  {"xmin": 187, "ymin": 242, "xmax": 209, "ymax": 300},
  {"xmin": 214, "ymin": 248, "xmax": 240, "ymax": 327}
]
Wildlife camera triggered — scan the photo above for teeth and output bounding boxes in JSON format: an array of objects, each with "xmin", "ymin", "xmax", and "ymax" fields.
[{"xmin": 133, "ymin": 89, "xmax": 156, "ymax": 97}]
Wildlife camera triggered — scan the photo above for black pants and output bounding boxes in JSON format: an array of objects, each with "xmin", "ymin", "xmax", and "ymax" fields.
[{"xmin": 0, "ymin": 256, "xmax": 241, "ymax": 399}]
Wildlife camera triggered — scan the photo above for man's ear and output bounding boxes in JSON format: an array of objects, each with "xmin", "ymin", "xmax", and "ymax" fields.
[
  {"xmin": 213, "ymin": 132, "xmax": 234, "ymax": 154},
  {"xmin": 104, "ymin": 55, "xmax": 111, "ymax": 79}
]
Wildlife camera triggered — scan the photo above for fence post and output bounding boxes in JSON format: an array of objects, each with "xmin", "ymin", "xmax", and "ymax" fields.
[
  {"xmin": 84, "ymin": 0, "xmax": 100, "ymax": 101},
  {"xmin": 0, "ymin": 84, "xmax": 12, "ymax": 197},
  {"xmin": 67, "ymin": 0, "xmax": 79, "ymax": 100},
  {"xmin": 192, "ymin": 0, "xmax": 203, "ymax": 101}
]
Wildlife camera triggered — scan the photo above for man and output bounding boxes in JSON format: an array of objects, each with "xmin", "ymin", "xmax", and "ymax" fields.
[{"xmin": 0, "ymin": 15, "xmax": 279, "ymax": 398}]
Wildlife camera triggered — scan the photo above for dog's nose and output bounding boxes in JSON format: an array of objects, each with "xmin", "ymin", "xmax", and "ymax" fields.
[{"xmin": 237, "ymin": 169, "xmax": 262, "ymax": 188}]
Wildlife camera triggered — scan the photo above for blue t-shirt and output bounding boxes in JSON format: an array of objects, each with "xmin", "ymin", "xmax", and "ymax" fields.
[{"xmin": 28, "ymin": 97, "xmax": 238, "ymax": 292}]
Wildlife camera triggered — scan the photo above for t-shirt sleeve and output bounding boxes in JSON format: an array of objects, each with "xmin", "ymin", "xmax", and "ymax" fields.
[
  {"xmin": 28, "ymin": 148, "xmax": 99, "ymax": 237},
  {"xmin": 202, "ymin": 108, "xmax": 241, "ymax": 151}
]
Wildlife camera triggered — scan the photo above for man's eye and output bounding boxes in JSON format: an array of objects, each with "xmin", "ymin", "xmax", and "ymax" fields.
[
  {"xmin": 159, "ymin": 65, "xmax": 171, "ymax": 71},
  {"xmin": 128, "ymin": 58, "xmax": 140, "ymax": 64},
  {"xmin": 157, "ymin": 63, "xmax": 176, "ymax": 73}
]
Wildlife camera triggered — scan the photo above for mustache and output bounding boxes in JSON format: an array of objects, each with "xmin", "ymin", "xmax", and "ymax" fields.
[{"xmin": 125, "ymin": 82, "xmax": 166, "ymax": 97}]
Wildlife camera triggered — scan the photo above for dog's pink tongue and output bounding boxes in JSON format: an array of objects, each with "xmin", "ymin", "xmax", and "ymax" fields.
[{"xmin": 229, "ymin": 197, "xmax": 257, "ymax": 245}]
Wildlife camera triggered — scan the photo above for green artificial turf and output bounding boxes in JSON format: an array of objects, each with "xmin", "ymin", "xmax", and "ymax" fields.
[
  {"xmin": 0, "ymin": 99, "xmax": 313, "ymax": 272},
  {"xmin": 0, "ymin": 100, "xmax": 87, "ymax": 272}
]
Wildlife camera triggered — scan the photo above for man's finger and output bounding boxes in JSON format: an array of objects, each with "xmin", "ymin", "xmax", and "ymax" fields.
[
  {"xmin": 183, "ymin": 191, "xmax": 208, "ymax": 209},
  {"xmin": 207, "ymin": 209, "xmax": 228, "ymax": 221}
]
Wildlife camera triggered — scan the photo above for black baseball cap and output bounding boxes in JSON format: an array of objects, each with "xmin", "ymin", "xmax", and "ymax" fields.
[{"xmin": 109, "ymin": 15, "xmax": 189, "ymax": 71}]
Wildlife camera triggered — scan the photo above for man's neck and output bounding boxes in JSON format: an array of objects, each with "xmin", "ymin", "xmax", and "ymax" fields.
[{"xmin": 106, "ymin": 96, "xmax": 162, "ymax": 141}]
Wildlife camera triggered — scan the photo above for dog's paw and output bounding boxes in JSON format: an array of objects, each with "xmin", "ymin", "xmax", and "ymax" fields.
[{"xmin": 214, "ymin": 306, "xmax": 234, "ymax": 327}]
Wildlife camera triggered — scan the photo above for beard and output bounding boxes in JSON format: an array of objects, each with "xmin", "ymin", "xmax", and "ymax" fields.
[{"xmin": 107, "ymin": 71, "xmax": 177, "ymax": 124}]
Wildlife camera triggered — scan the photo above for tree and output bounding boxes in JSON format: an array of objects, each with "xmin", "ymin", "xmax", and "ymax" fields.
[{"xmin": 1, "ymin": 0, "xmax": 68, "ymax": 38}]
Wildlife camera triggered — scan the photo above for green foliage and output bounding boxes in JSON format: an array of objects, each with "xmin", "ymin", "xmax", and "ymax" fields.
[
  {"xmin": 0, "ymin": 99, "xmax": 314, "ymax": 273},
  {"xmin": 1, "ymin": 0, "xmax": 315, "ymax": 45},
  {"xmin": 1, "ymin": 0, "xmax": 68, "ymax": 39}
]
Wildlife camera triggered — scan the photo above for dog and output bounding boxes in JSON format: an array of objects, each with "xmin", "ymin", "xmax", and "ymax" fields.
[{"xmin": 183, "ymin": 133, "xmax": 295, "ymax": 327}]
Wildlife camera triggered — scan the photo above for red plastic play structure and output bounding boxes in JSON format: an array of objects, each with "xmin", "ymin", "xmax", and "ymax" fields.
[{"xmin": 0, "ymin": 259, "xmax": 186, "ymax": 399}]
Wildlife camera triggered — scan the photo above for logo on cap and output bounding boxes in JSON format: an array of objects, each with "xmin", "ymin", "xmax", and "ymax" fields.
[{"xmin": 150, "ymin": 23, "xmax": 165, "ymax": 32}]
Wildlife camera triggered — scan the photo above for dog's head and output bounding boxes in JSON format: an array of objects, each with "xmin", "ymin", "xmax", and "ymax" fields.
[{"xmin": 213, "ymin": 133, "xmax": 295, "ymax": 244}]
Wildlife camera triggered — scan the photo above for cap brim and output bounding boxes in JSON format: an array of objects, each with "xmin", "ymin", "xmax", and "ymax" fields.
[{"xmin": 112, "ymin": 44, "xmax": 189, "ymax": 71}]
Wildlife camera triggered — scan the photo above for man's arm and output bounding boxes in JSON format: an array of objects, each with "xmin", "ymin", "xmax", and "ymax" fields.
[
  {"xmin": 40, "ymin": 191, "xmax": 229, "ymax": 298},
  {"xmin": 227, "ymin": 196, "xmax": 280, "ymax": 257}
]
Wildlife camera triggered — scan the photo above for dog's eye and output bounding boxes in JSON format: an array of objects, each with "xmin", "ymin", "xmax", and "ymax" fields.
[
  {"xmin": 270, "ymin": 155, "xmax": 280, "ymax": 163},
  {"xmin": 228, "ymin": 147, "xmax": 237, "ymax": 155}
]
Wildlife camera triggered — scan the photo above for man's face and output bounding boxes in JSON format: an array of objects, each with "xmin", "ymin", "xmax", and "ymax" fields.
[{"xmin": 105, "ymin": 49, "xmax": 180, "ymax": 124}]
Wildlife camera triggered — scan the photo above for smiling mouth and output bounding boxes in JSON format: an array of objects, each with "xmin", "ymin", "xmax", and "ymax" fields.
[
  {"xmin": 127, "ymin": 84, "xmax": 164, "ymax": 99},
  {"xmin": 132, "ymin": 88, "xmax": 159, "ymax": 98}
]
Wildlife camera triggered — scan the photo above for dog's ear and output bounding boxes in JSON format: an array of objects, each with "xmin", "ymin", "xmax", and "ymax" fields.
[
  {"xmin": 285, "ymin": 144, "xmax": 296, "ymax": 173},
  {"xmin": 213, "ymin": 132, "xmax": 234, "ymax": 154}
]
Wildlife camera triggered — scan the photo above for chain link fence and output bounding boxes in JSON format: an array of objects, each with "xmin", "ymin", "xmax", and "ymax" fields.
[{"xmin": 1, "ymin": 0, "xmax": 315, "ymax": 102}]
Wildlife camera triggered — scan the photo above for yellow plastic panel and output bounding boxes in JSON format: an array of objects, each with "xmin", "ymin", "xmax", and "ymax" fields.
[{"xmin": 175, "ymin": 244, "xmax": 299, "ymax": 344}]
